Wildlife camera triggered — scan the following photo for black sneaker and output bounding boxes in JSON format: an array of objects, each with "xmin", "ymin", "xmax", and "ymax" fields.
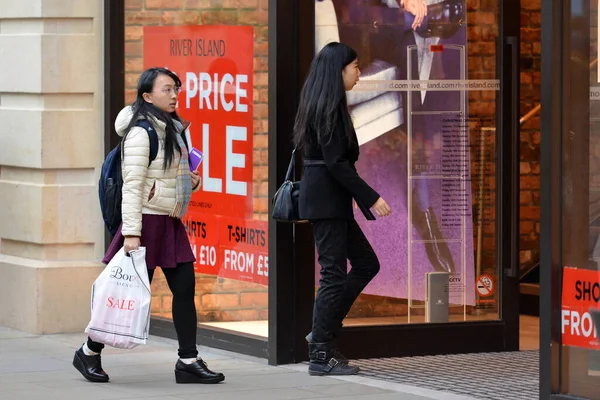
[
  {"xmin": 72, "ymin": 346, "xmax": 109, "ymax": 383},
  {"xmin": 174, "ymin": 359, "xmax": 225, "ymax": 384}
]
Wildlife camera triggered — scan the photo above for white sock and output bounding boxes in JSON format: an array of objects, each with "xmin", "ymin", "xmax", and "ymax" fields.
[
  {"xmin": 82, "ymin": 343, "xmax": 98, "ymax": 356},
  {"xmin": 180, "ymin": 358, "xmax": 197, "ymax": 364}
]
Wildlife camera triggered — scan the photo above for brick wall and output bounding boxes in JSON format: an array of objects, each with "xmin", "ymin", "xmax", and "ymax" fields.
[
  {"xmin": 150, "ymin": 268, "xmax": 268, "ymax": 321},
  {"xmin": 464, "ymin": 0, "xmax": 541, "ymax": 275},
  {"xmin": 465, "ymin": 0, "xmax": 498, "ymax": 275},
  {"xmin": 519, "ymin": 0, "xmax": 541, "ymax": 267},
  {"xmin": 123, "ymin": 0, "xmax": 270, "ymax": 322}
]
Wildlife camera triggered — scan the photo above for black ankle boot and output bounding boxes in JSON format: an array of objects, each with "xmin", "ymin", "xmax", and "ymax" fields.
[
  {"xmin": 72, "ymin": 346, "xmax": 109, "ymax": 383},
  {"xmin": 174, "ymin": 359, "xmax": 225, "ymax": 384},
  {"xmin": 305, "ymin": 332, "xmax": 348, "ymax": 363},
  {"xmin": 308, "ymin": 343, "xmax": 359, "ymax": 376}
]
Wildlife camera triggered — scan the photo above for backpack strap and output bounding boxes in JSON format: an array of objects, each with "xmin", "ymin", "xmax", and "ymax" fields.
[{"xmin": 134, "ymin": 119, "xmax": 159, "ymax": 166}]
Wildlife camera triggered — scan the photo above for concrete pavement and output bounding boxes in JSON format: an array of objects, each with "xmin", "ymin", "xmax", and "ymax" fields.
[{"xmin": 0, "ymin": 326, "xmax": 476, "ymax": 400}]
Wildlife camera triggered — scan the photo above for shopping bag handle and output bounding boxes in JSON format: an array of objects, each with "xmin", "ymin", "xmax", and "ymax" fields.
[{"xmin": 124, "ymin": 248, "xmax": 142, "ymax": 258}]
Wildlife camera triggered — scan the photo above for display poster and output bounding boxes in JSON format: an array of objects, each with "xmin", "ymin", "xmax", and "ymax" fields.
[
  {"xmin": 561, "ymin": 267, "xmax": 600, "ymax": 350},
  {"xmin": 143, "ymin": 26, "xmax": 268, "ymax": 285},
  {"xmin": 314, "ymin": 0, "xmax": 477, "ymax": 305}
]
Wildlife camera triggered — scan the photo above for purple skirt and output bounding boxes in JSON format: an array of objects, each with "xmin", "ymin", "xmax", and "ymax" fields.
[{"xmin": 102, "ymin": 214, "xmax": 196, "ymax": 269}]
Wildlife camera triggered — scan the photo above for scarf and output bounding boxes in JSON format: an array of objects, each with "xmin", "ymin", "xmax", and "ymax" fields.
[{"xmin": 170, "ymin": 120, "xmax": 192, "ymax": 219}]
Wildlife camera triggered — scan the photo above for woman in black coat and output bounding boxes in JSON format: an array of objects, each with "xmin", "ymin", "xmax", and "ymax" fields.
[{"xmin": 293, "ymin": 42, "xmax": 392, "ymax": 376}]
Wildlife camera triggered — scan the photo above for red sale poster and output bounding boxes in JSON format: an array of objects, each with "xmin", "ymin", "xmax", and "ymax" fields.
[
  {"xmin": 144, "ymin": 25, "xmax": 254, "ymax": 218},
  {"xmin": 217, "ymin": 217, "xmax": 268, "ymax": 286},
  {"xmin": 143, "ymin": 26, "xmax": 267, "ymax": 285},
  {"xmin": 561, "ymin": 267, "xmax": 600, "ymax": 349}
]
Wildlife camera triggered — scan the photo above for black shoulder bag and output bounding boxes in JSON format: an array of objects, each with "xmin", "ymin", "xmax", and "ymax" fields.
[{"xmin": 271, "ymin": 148, "xmax": 307, "ymax": 223}]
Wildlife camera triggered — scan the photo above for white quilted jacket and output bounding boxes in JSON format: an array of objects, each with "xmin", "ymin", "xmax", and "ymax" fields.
[{"xmin": 116, "ymin": 106, "xmax": 198, "ymax": 237}]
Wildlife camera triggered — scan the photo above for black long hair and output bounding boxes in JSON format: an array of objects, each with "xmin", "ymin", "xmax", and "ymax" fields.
[
  {"xmin": 123, "ymin": 67, "xmax": 182, "ymax": 170},
  {"xmin": 292, "ymin": 42, "xmax": 357, "ymax": 149}
]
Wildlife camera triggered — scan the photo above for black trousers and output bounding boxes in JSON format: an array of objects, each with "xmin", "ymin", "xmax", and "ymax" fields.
[
  {"xmin": 311, "ymin": 218, "xmax": 381, "ymax": 344},
  {"xmin": 87, "ymin": 261, "xmax": 198, "ymax": 359}
]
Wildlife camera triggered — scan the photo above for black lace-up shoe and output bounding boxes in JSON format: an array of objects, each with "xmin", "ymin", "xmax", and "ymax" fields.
[{"xmin": 174, "ymin": 359, "xmax": 225, "ymax": 384}]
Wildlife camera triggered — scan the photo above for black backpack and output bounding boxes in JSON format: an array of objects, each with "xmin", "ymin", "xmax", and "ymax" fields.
[{"xmin": 99, "ymin": 120, "xmax": 159, "ymax": 236}]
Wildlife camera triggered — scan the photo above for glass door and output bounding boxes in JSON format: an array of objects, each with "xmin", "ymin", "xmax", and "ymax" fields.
[
  {"xmin": 541, "ymin": 0, "xmax": 600, "ymax": 398},
  {"xmin": 304, "ymin": 0, "xmax": 521, "ymax": 358}
]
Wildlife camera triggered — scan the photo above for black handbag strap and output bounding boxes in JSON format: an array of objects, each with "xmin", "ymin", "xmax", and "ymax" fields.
[{"xmin": 284, "ymin": 147, "xmax": 297, "ymax": 182}]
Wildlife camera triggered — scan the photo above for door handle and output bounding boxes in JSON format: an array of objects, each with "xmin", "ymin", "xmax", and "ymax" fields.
[
  {"xmin": 504, "ymin": 35, "xmax": 520, "ymax": 279},
  {"xmin": 506, "ymin": 35, "xmax": 519, "ymax": 147}
]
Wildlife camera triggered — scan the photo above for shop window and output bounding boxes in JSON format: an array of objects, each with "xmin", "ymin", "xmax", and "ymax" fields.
[
  {"xmin": 313, "ymin": 0, "xmax": 503, "ymax": 326},
  {"xmin": 123, "ymin": 0, "xmax": 269, "ymax": 338}
]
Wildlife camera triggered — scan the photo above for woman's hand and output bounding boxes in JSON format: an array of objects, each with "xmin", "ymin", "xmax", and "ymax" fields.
[
  {"xmin": 372, "ymin": 197, "xmax": 392, "ymax": 217},
  {"xmin": 402, "ymin": 0, "xmax": 427, "ymax": 30},
  {"xmin": 124, "ymin": 236, "xmax": 141, "ymax": 254},
  {"xmin": 190, "ymin": 171, "xmax": 201, "ymax": 189}
]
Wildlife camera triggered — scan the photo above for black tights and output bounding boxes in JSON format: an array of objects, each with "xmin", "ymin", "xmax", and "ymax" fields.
[{"xmin": 87, "ymin": 261, "xmax": 198, "ymax": 359}]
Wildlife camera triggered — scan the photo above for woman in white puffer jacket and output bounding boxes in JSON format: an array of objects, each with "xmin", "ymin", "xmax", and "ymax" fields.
[{"xmin": 73, "ymin": 67, "xmax": 225, "ymax": 385}]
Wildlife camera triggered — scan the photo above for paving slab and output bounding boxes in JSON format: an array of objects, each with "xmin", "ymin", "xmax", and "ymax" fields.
[{"xmin": 0, "ymin": 326, "xmax": 476, "ymax": 400}]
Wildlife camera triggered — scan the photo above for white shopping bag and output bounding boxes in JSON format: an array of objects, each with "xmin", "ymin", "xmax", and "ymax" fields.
[{"xmin": 85, "ymin": 247, "xmax": 152, "ymax": 349}]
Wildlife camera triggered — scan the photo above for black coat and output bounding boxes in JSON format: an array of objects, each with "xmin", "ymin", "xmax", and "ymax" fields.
[{"xmin": 298, "ymin": 119, "xmax": 380, "ymax": 221}]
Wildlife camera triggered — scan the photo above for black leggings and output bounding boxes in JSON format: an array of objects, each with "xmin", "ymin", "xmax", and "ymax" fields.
[{"xmin": 87, "ymin": 261, "xmax": 198, "ymax": 359}]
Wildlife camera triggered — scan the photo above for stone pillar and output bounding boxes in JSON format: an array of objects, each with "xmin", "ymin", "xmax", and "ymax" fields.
[{"xmin": 0, "ymin": 0, "xmax": 105, "ymax": 333}]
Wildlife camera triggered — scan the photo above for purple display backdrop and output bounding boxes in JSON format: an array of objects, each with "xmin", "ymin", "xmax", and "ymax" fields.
[{"xmin": 314, "ymin": 0, "xmax": 476, "ymax": 306}]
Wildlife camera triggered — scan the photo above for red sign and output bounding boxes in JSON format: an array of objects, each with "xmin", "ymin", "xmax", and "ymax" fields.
[
  {"xmin": 475, "ymin": 274, "xmax": 495, "ymax": 297},
  {"xmin": 561, "ymin": 267, "xmax": 600, "ymax": 349},
  {"xmin": 143, "ymin": 26, "xmax": 254, "ymax": 219},
  {"xmin": 217, "ymin": 216, "xmax": 268, "ymax": 285},
  {"xmin": 185, "ymin": 212, "xmax": 268, "ymax": 286},
  {"xmin": 184, "ymin": 213, "xmax": 219, "ymax": 273},
  {"xmin": 143, "ymin": 26, "xmax": 266, "ymax": 286}
]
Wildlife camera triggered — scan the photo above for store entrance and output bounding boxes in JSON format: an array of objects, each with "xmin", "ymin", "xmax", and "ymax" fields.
[
  {"xmin": 269, "ymin": 0, "xmax": 536, "ymax": 368},
  {"xmin": 286, "ymin": 0, "xmax": 524, "ymax": 360}
]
